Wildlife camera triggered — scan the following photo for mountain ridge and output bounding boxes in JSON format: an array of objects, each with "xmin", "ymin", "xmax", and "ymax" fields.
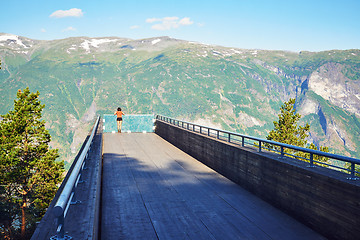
[{"xmin": 1, "ymin": 33, "xmax": 359, "ymax": 165}]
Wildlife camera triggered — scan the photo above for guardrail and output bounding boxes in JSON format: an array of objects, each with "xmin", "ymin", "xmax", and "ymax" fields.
[
  {"xmin": 50, "ymin": 116, "xmax": 100, "ymax": 240},
  {"xmin": 156, "ymin": 115, "xmax": 360, "ymax": 180}
]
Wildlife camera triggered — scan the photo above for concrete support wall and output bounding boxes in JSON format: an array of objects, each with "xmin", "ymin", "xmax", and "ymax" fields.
[{"xmin": 155, "ymin": 120, "xmax": 360, "ymax": 240}]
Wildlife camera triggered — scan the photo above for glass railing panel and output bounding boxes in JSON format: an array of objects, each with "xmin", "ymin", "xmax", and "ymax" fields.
[{"xmin": 103, "ymin": 114, "xmax": 154, "ymax": 133}]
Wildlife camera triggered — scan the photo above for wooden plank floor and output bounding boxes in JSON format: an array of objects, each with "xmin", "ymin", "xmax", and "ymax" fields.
[{"xmin": 101, "ymin": 133, "xmax": 326, "ymax": 240}]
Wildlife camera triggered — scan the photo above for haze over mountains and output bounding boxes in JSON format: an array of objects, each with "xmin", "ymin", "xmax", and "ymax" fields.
[{"xmin": 1, "ymin": 33, "xmax": 360, "ymax": 165}]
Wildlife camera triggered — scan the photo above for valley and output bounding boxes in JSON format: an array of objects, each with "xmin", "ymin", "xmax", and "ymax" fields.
[{"xmin": 1, "ymin": 33, "xmax": 359, "ymax": 166}]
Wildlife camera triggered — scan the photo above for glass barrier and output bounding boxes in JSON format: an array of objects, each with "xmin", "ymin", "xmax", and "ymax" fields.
[{"xmin": 103, "ymin": 114, "xmax": 154, "ymax": 133}]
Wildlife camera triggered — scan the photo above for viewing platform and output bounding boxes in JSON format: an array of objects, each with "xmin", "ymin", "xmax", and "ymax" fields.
[
  {"xmin": 32, "ymin": 115, "xmax": 360, "ymax": 240},
  {"xmin": 101, "ymin": 132, "xmax": 324, "ymax": 239}
]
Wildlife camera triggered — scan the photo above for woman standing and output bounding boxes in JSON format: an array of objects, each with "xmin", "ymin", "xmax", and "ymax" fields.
[{"xmin": 114, "ymin": 107, "xmax": 125, "ymax": 133}]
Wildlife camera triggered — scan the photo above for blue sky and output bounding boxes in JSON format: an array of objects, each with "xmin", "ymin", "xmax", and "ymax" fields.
[{"xmin": 1, "ymin": 0, "xmax": 359, "ymax": 52}]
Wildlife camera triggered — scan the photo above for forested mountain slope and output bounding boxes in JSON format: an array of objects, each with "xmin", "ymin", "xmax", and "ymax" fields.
[{"xmin": 1, "ymin": 33, "xmax": 359, "ymax": 165}]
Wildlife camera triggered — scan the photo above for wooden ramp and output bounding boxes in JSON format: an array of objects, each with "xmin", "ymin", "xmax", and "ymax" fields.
[{"xmin": 101, "ymin": 133, "xmax": 326, "ymax": 240}]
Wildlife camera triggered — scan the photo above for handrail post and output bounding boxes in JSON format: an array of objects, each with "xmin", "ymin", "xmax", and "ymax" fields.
[
  {"xmin": 280, "ymin": 146, "xmax": 284, "ymax": 158},
  {"xmin": 308, "ymin": 153, "xmax": 315, "ymax": 167},
  {"xmin": 56, "ymin": 212, "xmax": 65, "ymax": 239},
  {"xmin": 259, "ymin": 141, "xmax": 262, "ymax": 152},
  {"xmin": 51, "ymin": 206, "xmax": 70, "ymax": 240},
  {"xmin": 208, "ymin": 128, "xmax": 210, "ymax": 136},
  {"xmin": 228, "ymin": 133, "xmax": 231, "ymax": 142},
  {"xmin": 347, "ymin": 163, "xmax": 359, "ymax": 180},
  {"xmin": 242, "ymin": 136, "xmax": 244, "ymax": 147},
  {"xmin": 217, "ymin": 130, "xmax": 219, "ymax": 139},
  {"xmin": 59, "ymin": 214, "xmax": 64, "ymax": 239},
  {"xmin": 59, "ymin": 214, "xmax": 65, "ymax": 239}
]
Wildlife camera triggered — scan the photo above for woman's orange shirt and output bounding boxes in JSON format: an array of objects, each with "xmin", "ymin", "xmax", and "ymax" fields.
[{"xmin": 115, "ymin": 111, "xmax": 124, "ymax": 117}]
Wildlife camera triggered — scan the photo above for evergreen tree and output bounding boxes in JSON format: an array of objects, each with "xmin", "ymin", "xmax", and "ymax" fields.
[
  {"xmin": 267, "ymin": 98, "xmax": 310, "ymax": 149},
  {"xmin": 307, "ymin": 143, "xmax": 330, "ymax": 164},
  {"xmin": 267, "ymin": 98, "xmax": 329, "ymax": 163},
  {"xmin": 0, "ymin": 88, "xmax": 64, "ymax": 240}
]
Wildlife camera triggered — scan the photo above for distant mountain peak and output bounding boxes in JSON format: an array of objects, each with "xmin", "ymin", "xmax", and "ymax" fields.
[{"xmin": 0, "ymin": 33, "xmax": 28, "ymax": 48}]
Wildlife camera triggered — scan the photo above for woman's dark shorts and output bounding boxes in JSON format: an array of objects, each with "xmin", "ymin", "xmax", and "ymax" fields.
[{"xmin": 117, "ymin": 117, "xmax": 122, "ymax": 121}]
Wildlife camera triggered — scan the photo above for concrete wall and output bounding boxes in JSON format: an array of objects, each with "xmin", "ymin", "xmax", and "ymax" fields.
[{"xmin": 155, "ymin": 120, "xmax": 360, "ymax": 240}]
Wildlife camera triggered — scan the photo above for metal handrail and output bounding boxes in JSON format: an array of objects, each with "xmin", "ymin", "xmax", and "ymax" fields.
[
  {"xmin": 155, "ymin": 115, "xmax": 360, "ymax": 180},
  {"xmin": 51, "ymin": 116, "xmax": 100, "ymax": 240}
]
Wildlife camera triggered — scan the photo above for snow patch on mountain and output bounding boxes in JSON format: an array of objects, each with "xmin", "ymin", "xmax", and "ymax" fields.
[
  {"xmin": 89, "ymin": 39, "xmax": 118, "ymax": 48},
  {"xmin": 0, "ymin": 34, "xmax": 29, "ymax": 48},
  {"xmin": 231, "ymin": 49, "xmax": 242, "ymax": 54},
  {"xmin": 80, "ymin": 38, "xmax": 119, "ymax": 53},
  {"xmin": 151, "ymin": 39, "xmax": 161, "ymax": 45}
]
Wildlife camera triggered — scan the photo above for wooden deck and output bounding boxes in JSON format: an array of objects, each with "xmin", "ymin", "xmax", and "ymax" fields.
[{"xmin": 101, "ymin": 133, "xmax": 326, "ymax": 240}]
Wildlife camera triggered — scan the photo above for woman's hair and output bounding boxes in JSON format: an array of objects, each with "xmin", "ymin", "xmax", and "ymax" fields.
[{"xmin": 117, "ymin": 107, "xmax": 121, "ymax": 111}]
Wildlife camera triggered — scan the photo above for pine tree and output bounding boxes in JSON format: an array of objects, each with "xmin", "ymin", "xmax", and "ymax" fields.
[
  {"xmin": 267, "ymin": 98, "xmax": 329, "ymax": 163},
  {"xmin": 267, "ymin": 98, "xmax": 310, "ymax": 149},
  {"xmin": 0, "ymin": 88, "xmax": 64, "ymax": 239}
]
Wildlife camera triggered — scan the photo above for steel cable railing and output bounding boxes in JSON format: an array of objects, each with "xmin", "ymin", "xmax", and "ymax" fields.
[
  {"xmin": 50, "ymin": 116, "xmax": 100, "ymax": 240},
  {"xmin": 156, "ymin": 115, "xmax": 360, "ymax": 180}
]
